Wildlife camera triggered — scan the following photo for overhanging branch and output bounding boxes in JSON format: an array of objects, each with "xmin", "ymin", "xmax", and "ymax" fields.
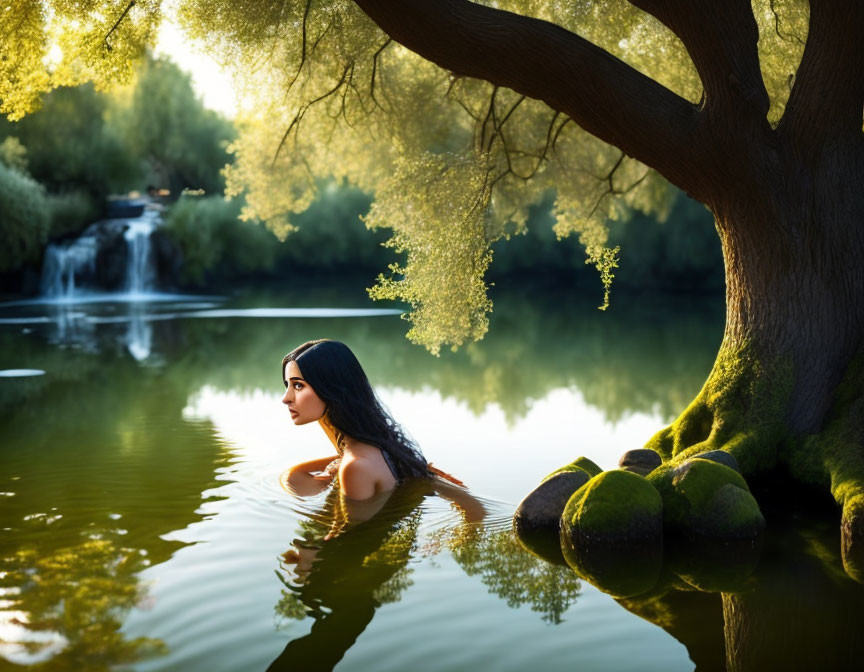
[
  {"xmin": 352, "ymin": 0, "xmax": 704, "ymax": 197},
  {"xmin": 628, "ymin": 0, "xmax": 769, "ymax": 121}
]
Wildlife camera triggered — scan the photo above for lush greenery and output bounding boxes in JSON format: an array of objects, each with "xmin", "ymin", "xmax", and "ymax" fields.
[
  {"xmin": 2, "ymin": 0, "xmax": 803, "ymax": 349},
  {"xmin": 0, "ymin": 55, "xmax": 233, "ymax": 274},
  {"xmin": 0, "ymin": 156, "xmax": 50, "ymax": 273}
]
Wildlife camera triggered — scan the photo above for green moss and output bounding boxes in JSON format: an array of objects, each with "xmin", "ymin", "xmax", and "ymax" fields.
[
  {"xmin": 784, "ymin": 350, "xmax": 864, "ymax": 581},
  {"xmin": 542, "ymin": 456, "xmax": 602, "ymax": 483},
  {"xmin": 648, "ymin": 458, "xmax": 764, "ymax": 538},
  {"xmin": 644, "ymin": 342, "xmax": 792, "ymax": 476},
  {"xmin": 562, "ymin": 470, "xmax": 662, "ymax": 542}
]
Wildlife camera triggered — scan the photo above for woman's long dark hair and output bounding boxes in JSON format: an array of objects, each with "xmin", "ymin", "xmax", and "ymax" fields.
[{"xmin": 282, "ymin": 339, "xmax": 429, "ymax": 480}]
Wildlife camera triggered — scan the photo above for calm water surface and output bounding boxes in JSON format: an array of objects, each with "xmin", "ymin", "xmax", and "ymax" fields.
[{"xmin": 1, "ymin": 285, "xmax": 859, "ymax": 671}]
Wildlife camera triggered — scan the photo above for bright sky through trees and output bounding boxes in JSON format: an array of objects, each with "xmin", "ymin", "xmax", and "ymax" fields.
[{"xmin": 154, "ymin": 7, "xmax": 237, "ymax": 118}]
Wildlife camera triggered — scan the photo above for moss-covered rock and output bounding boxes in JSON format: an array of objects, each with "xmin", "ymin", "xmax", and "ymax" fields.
[
  {"xmin": 648, "ymin": 458, "xmax": 765, "ymax": 539},
  {"xmin": 542, "ymin": 456, "xmax": 602, "ymax": 483},
  {"xmin": 560, "ymin": 474, "xmax": 663, "ymax": 597},
  {"xmin": 562, "ymin": 469, "xmax": 663, "ymax": 545}
]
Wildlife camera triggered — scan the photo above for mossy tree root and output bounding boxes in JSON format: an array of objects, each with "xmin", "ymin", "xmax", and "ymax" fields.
[{"xmin": 643, "ymin": 343, "xmax": 792, "ymax": 477}]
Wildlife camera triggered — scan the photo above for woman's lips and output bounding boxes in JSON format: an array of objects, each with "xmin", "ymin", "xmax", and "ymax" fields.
[{"xmin": 289, "ymin": 409, "xmax": 298, "ymax": 417}]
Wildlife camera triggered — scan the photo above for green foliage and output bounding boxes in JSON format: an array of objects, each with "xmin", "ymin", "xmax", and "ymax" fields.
[
  {"xmin": 0, "ymin": 83, "xmax": 140, "ymax": 199},
  {"xmin": 0, "ymin": 57, "xmax": 234, "ymax": 241},
  {"xmin": 0, "ymin": 136, "xmax": 28, "ymax": 172},
  {"xmin": 162, "ymin": 194, "xmax": 280, "ymax": 285},
  {"xmin": 609, "ymin": 194, "xmax": 724, "ymax": 291},
  {"xmin": 2, "ymin": 0, "xmax": 810, "ymax": 349},
  {"xmin": 274, "ymin": 182, "xmax": 388, "ymax": 267},
  {"xmin": 0, "ymin": 161, "xmax": 49, "ymax": 272},
  {"xmin": 0, "ymin": 0, "xmax": 159, "ymax": 120},
  {"xmin": 366, "ymin": 153, "xmax": 495, "ymax": 354},
  {"xmin": 112, "ymin": 55, "xmax": 235, "ymax": 197},
  {"xmin": 46, "ymin": 190, "xmax": 100, "ymax": 239}
]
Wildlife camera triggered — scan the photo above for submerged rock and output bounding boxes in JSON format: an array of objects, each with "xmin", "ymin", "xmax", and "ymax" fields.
[
  {"xmin": 648, "ymin": 458, "xmax": 764, "ymax": 539},
  {"xmin": 619, "ymin": 448, "xmax": 662, "ymax": 476}
]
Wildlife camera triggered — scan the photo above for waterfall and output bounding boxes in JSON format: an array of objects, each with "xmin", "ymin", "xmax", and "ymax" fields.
[
  {"xmin": 40, "ymin": 235, "xmax": 98, "ymax": 298},
  {"xmin": 39, "ymin": 203, "xmax": 159, "ymax": 299},
  {"xmin": 124, "ymin": 211, "xmax": 158, "ymax": 295}
]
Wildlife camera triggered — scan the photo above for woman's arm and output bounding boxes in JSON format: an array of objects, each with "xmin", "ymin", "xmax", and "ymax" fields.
[
  {"xmin": 280, "ymin": 455, "xmax": 340, "ymax": 496},
  {"xmin": 432, "ymin": 479, "xmax": 487, "ymax": 523}
]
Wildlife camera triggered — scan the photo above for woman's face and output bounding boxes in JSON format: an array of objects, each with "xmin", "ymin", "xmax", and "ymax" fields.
[{"xmin": 282, "ymin": 360, "xmax": 327, "ymax": 425}]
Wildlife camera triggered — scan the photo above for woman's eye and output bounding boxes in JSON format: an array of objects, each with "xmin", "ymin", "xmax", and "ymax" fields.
[{"xmin": 293, "ymin": 382, "xmax": 303, "ymax": 390}]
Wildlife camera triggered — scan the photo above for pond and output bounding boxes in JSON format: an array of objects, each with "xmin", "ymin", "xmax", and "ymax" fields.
[{"xmin": 1, "ymin": 283, "xmax": 861, "ymax": 671}]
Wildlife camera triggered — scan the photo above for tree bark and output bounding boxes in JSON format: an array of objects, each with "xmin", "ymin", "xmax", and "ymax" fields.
[{"xmin": 708, "ymin": 146, "xmax": 864, "ymax": 435}]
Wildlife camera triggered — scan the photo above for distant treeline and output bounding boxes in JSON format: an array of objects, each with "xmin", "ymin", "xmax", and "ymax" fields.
[
  {"xmin": 0, "ymin": 55, "xmax": 234, "ymax": 277},
  {"xmin": 0, "ymin": 54, "xmax": 723, "ymax": 293}
]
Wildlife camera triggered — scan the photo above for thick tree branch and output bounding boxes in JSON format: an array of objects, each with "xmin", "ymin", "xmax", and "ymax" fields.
[
  {"xmin": 780, "ymin": 0, "xmax": 864, "ymax": 151},
  {"xmin": 352, "ymin": 0, "xmax": 704, "ymax": 196},
  {"xmin": 629, "ymin": 0, "xmax": 770, "ymax": 121}
]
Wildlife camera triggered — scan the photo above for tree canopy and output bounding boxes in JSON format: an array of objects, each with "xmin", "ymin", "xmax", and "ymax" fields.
[{"xmin": 2, "ymin": 0, "xmax": 810, "ymax": 351}]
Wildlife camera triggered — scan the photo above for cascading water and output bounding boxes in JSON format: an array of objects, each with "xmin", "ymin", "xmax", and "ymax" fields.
[
  {"xmin": 39, "ymin": 202, "xmax": 159, "ymax": 299},
  {"xmin": 36, "ymin": 201, "xmax": 162, "ymax": 360},
  {"xmin": 40, "ymin": 235, "xmax": 98, "ymax": 298},
  {"xmin": 124, "ymin": 211, "xmax": 158, "ymax": 295}
]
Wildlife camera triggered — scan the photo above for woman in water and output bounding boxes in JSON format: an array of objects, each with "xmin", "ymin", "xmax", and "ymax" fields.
[{"xmin": 281, "ymin": 339, "xmax": 466, "ymax": 501}]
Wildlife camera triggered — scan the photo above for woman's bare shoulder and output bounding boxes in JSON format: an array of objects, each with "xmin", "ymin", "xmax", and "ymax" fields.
[{"xmin": 339, "ymin": 456, "xmax": 380, "ymax": 500}]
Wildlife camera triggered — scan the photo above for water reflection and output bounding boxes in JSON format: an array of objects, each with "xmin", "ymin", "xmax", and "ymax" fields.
[
  {"xmin": 0, "ymin": 284, "xmax": 721, "ymax": 670},
  {"xmin": 0, "ymin": 286, "xmax": 722, "ymax": 424},
  {"xmin": 0, "ymin": 538, "xmax": 165, "ymax": 668},
  {"xmin": 426, "ymin": 518, "xmax": 583, "ymax": 624},
  {"xmin": 571, "ymin": 500, "xmax": 864, "ymax": 671},
  {"xmin": 272, "ymin": 482, "xmax": 582, "ymax": 671},
  {"xmin": 271, "ymin": 484, "xmax": 429, "ymax": 671}
]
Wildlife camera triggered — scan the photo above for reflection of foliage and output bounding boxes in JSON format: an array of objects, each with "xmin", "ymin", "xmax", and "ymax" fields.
[
  {"xmin": 1, "ymin": 538, "xmax": 165, "ymax": 670},
  {"xmin": 274, "ymin": 590, "xmax": 310, "ymax": 623},
  {"xmin": 274, "ymin": 491, "xmax": 423, "ymax": 626},
  {"xmin": 0, "ymin": 284, "xmax": 720, "ymax": 426},
  {"xmin": 426, "ymin": 524, "xmax": 581, "ymax": 624}
]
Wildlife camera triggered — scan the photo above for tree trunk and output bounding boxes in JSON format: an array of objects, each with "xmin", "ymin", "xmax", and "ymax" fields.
[
  {"xmin": 644, "ymin": 158, "xmax": 864, "ymax": 577},
  {"xmin": 712, "ymin": 158, "xmax": 864, "ymax": 436}
]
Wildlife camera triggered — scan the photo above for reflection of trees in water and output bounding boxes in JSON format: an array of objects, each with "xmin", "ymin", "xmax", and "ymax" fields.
[
  {"xmin": 0, "ymin": 331, "xmax": 229, "ymax": 670},
  {"xmin": 270, "ymin": 485, "xmax": 427, "ymax": 671},
  {"xmin": 44, "ymin": 285, "xmax": 716, "ymax": 424},
  {"xmin": 272, "ymin": 485, "xmax": 581, "ymax": 670},
  {"xmin": 424, "ymin": 522, "xmax": 582, "ymax": 624},
  {"xmin": 0, "ymin": 285, "xmax": 722, "ymax": 423},
  {"xmin": 595, "ymin": 506, "xmax": 864, "ymax": 671},
  {"xmin": 1, "ymin": 538, "xmax": 164, "ymax": 669}
]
